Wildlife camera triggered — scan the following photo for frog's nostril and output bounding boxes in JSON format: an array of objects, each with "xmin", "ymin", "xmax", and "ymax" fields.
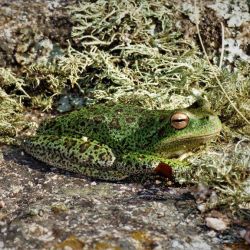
[{"xmin": 202, "ymin": 116, "xmax": 210, "ymax": 121}]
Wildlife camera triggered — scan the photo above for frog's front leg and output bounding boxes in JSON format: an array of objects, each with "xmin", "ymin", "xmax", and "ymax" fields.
[
  {"xmin": 21, "ymin": 135, "xmax": 129, "ymax": 181},
  {"xmin": 117, "ymin": 152, "xmax": 191, "ymax": 180}
]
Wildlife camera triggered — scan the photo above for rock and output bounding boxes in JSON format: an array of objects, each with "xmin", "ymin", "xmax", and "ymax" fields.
[
  {"xmin": 0, "ymin": 200, "xmax": 5, "ymax": 209},
  {"xmin": 205, "ymin": 217, "xmax": 228, "ymax": 231},
  {"xmin": 240, "ymin": 229, "xmax": 250, "ymax": 244}
]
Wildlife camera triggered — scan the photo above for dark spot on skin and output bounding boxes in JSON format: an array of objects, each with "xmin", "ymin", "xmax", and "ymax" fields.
[
  {"xmin": 88, "ymin": 155, "xmax": 94, "ymax": 161},
  {"xmin": 99, "ymin": 153, "xmax": 106, "ymax": 161},
  {"xmin": 93, "ymin": 145, "xmax": 99, "ymax": 150},
  {"xmin": 79, "ymin": 142, "xmax": 91, "ymax": 153},
  {"xmin": 159, "ymin": 114, "xmax": 167, "ymax": 122},
  {"xmin": 110, "ymin": 118, "xmax": 121, "ymax": 129},
  {"xmin": 41, "ymin": 120, "xmax": 56, "ymax": 130},
  {"xmin": 80, "ymin": 121, "xmax": 86, "ymax": 127},
  {"xmin": 92, "ymin": 127, "xmax": 98, "ymax": 132},
  {"xmin": 125, "ymin": 160, "xmax": 132, "ymax": 166},
  {"xmin": 61, "ymin": 160, "xmax": 66, "ymax": 165},
  {"xmin": 63, "ymin": 139, "xmax": 77, "ymax": 148},
  {"xmin": 93, "ymin": 116, "xmax": 103, "ymax": 124},
  {"xmin": 125, "ymin": 116, "xmax": 136, "ymax": 124},
  {"xmin": 158, "ymin": 127, "xmax": 166, "ymax": 137}
]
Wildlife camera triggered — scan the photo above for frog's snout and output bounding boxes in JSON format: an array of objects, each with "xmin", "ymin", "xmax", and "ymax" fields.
[{"xmin": 210, "ymin": 115, "xmax": 222, "ymax": 134}]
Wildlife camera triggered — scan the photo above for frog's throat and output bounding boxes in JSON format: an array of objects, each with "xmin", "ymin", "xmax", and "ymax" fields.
[
  {"xmin": 154, "ymin": 129, "xmax": 221, "ymax": 156},
  {"xmin": 165, "ymin": 129, "xmax": 221, "ymax": 145}
]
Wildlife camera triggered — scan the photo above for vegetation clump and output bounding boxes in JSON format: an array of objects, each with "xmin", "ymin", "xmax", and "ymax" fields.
[{"xmin": 189, "ymin": 142, "xmax": 250, "ymax": 211}]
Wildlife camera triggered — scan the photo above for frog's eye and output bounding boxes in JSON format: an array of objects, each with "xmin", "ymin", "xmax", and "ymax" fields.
[{"xmin": 170, "ymin": 112, "xmax": 189, "ymax": 130}]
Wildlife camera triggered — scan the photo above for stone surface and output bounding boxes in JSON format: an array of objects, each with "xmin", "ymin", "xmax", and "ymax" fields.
[
  {"xmin": 0, "ymin": 145, "xmax": 246, "ymax": 249},
  {"xmin": 205, "ymin": 217, "xmax": 228, "ymax": 231},
  {"xmin": 0, "ymin": 0, "xmax": 75, "ymax": 67},
  {"xmin": 174, "ymin": 0, "xmax": 250, "ymax": 62}
]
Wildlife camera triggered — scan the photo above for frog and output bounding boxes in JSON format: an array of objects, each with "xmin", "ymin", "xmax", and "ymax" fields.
[{"xmin": 21, "ymin": 98, "xmax": 222, "ymax": 181}]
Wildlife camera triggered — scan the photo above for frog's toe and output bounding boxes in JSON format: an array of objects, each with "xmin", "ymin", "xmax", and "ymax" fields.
[{"xmin": 154, "ymin": 162, "xmax": 173, "ymax": 179}]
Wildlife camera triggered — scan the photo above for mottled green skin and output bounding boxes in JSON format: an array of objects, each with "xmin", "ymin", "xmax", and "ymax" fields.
[{"xmin": 22, "ymin": 100, "xmax": 222, "ymax": 181}]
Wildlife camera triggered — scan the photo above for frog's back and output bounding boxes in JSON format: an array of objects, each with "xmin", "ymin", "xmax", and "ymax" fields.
[{"xmin": 37, "ymin": 103, "xmax": 167, "ymax": 151}]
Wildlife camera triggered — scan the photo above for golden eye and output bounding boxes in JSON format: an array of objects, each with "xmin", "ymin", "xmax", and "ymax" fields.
[{"xmin": 170, "ymin": 112, "xmax": 189, "ymax": 130}]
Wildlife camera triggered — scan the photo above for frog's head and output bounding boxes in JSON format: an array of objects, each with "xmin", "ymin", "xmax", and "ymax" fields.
[{"xmin": 153, "ymin": 98, "xmax": 222, "ymax": 157}]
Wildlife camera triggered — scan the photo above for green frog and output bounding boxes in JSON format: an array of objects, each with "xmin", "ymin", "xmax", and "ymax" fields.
[{"xmin": 21, "ymin": 99, "xmax": 222, "ymax": 181}]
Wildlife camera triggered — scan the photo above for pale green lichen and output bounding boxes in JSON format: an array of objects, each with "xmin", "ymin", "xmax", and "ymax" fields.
[
  {"xmin": 70, "ymin": 0, "xmax": 178, "ymax": 47},
  {"xmin": 187, "ymin": 141, "xmax": 250, "ymax": 211},
  {"xmin": 0, "ymin": 88, "xmax": 25, "ymax": 143},
  {"xmin": 67, "ymin": 0, "xmax": 220, "ymax": 109},
  {"xmin": 0, "ymin": 67, "xmax": 30, "ymax": 99}
]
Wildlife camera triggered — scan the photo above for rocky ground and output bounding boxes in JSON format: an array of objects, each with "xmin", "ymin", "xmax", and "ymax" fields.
[
  {"xmin": 0, "ymin": 146, "xmax": 248, "ymax": 250},
  {"xmin": 0, "ymin": 0, "xmax": 249, "ymax": 249}
]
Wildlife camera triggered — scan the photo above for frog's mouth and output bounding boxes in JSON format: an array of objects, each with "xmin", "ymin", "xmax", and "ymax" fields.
[
  {"xmin": 173, "ymin": 129, "xmax": 221, "ymax": 143},
  {"xmin": 154, "ymin": 129, "xmax": 221, "ymax": 158}
]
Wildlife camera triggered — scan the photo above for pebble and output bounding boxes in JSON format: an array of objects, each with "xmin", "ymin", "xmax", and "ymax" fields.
[
  {"xmin": 240, "ymin": 229, "xmax": 250, "ymax": 244},
  {"xmin": 205, "ymin": 217, "xmax": 228, "ymax": 231},
  {"xmin": 0, "ymin": 201, "xmax": 5, "ymax": 209},
  {"xmin": 0, "ymin": 241, "xmax": 4, "ymax": 248},
  {"xmin": 171, "ymin": 240, "xmax": 184, "ymax": 249},
  {"xmin": 197, "ymin": 203, "xmax": 207, "ymax": 213}
]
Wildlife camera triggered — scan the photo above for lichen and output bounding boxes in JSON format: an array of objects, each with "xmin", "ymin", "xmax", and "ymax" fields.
[
  {"xmin": 188, "ymin": 141, "xmax": 250, "ymax": 211},
  {"xmin": 0, "ymin": 88, "xmax": 25, "ymax": 143},
  {"xmin": 64, "ymin": 0, "xmax": 220, "ymax": 110}
]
